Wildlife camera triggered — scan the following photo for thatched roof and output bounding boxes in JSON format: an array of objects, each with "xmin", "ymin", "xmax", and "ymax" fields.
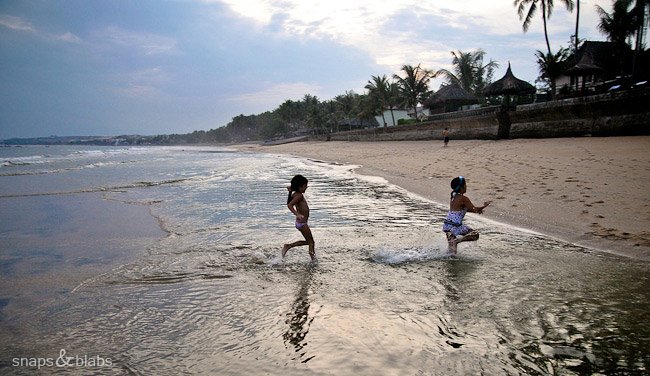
[
  {"xmin": 564, "ymin": 42, "xmax": 610, "ymax": 75},
  {"xmin": 424, "ymin": 82, "xmax": 478, "ymax": 106},
  {"xmin": 484, "ymin": 63, "xmax": 536, "ymax": 96}
]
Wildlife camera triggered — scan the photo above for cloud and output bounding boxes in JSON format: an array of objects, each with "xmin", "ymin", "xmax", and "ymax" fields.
[
  {"xmin": 214, "ymin": 0, "xmax": 612, "ymax": 83},
  {"xmin": 0, "ymin": 15, "xmax": 36, "ymax": 32},
  {"xmin": 92, "ymin": 26, "xmax": 179, "ymax": 56},
  {"xmin": 227, "ymin": 82, "xmax": 323, "ymax": 110},
  {"xmin": 0, "ymin": 14, "xmax": 82, "ymax": 44},
  {"xmin": 111, "ymin": 66, "xmax": 171, "ymax": 98},
  {"xmin": 213, "ymin": 0, "xmax": 533, "ymax": 73},
  {"xmin": 54, "ymin": 31, "xmax": 82, "ymax": 43}
]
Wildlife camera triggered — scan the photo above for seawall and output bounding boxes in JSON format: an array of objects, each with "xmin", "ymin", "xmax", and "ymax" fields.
[{"xmin": 314, "ymin": 88, "xmax": 650, "ymax": 141}]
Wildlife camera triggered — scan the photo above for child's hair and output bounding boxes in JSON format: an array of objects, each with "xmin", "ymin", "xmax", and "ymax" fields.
[
  {"xmin": 450, "ymin": 176, "xmax": 465, "ymax": 199},
  {"xmin": 287, "ymin": 174, "xmax": 308, "ymax": 204}
]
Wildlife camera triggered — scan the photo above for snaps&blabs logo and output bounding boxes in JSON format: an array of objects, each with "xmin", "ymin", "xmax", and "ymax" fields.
[{"xmin": 12, "ymin": 349, "xmax": 113, "ymax": 369}]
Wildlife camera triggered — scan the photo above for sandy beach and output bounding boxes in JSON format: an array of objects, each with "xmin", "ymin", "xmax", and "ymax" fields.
[{"xmin": 237, "ymin": 136, "xmax": 650, "ymax": 260}]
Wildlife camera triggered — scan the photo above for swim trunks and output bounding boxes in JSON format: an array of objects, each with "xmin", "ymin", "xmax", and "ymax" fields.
[{"xmin": 295, "ymin": 220, "xmax": 308, "ymax": 230}]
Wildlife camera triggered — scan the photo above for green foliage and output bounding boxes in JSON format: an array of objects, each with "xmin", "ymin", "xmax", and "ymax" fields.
[
  {"xmin": 393, "ymin": 64, "xmax": 436, "ymax": 119},
  {"xmin": 514, "ymin": 0, "xmax": 575, "ymax": 55},
  {"xmin": 397, "ymin": 118, "xmax": 419, "ymax": 125},
  {"xmin": 595, "ymin": 0, "xmax": 641, "ymax": 47},
  {"xmin": 436, "ymin": 50, "xmax": 499, "ymax": 96},
  {"xmin": 535, "ymin": 47, "xmax": 570, "ymax": 99}
]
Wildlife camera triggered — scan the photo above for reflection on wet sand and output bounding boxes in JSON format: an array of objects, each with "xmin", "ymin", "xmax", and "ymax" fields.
[{"xmin": 283, "ymin": 267, "xmax": 319, "ymax": 363}]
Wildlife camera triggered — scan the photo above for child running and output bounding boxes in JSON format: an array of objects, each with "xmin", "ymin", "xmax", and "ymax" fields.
[
  {"xmin": 442, "ymin": 176, "xmax": 491, "ymax": 254},
  {"xmin": 282, "ymin": 174, "xmax": 316, "ymax": 262}
]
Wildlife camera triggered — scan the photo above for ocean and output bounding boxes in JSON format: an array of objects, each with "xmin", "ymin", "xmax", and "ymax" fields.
[{"xmin": 1, "ymin": 145, "xmax": 648, "ymax": 375}]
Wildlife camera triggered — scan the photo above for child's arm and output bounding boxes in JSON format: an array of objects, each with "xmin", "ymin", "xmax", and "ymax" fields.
[
  {"xmin": 463, "ymin": 196, "xmax": 491, "ymax": 214},
  {"xmin": 287, "ymin": 192, "xmax": 305, "ymax": 220}
]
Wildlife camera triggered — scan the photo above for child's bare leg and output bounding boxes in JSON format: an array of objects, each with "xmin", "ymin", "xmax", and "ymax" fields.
[
  {"xmin": 457, "ymin": 230, "xmax": 479, "ymax": 243},
  {"xmin": 445, "ymin": 232, "xmax": 458, "ymax": 254},
  {"xmin": 299, "ymin": 225, "xmax": 316, "ymax": 261},
  {"xmin": 282, "ymin": 240, "xmax": 308, "ymax": 257}
]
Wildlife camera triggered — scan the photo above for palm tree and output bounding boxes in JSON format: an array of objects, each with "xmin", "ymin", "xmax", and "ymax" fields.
[
  {"xmin": 385, "ymin": 82, "xmax": 400, "ymax": 126},
  {"xmin": 436, "ymin": 49, "xmax": 499, "ymax": 96},
  {"xmin": 596, "ymin": 0, "xmax": 643, "ymax": 77},
  {"xmin": 574, "ymin": 0, "xmax": 581, "ymax": 53},
  {"xmin": 392, "ymin": 64, "xmax": 436, "ymax": 120},
  {"xmin": 514, "ymin": 0, "xmax": 574, "ymax": 55},
  {"xmin": 632, "ymin": 0, "xmax": 649, "ymax": 79},
  {"xmin": 357, "ymin": 94, "xmax": 379, "ymax": 128},
  {"xmin": 596, "ymin": 0, "xmax": 639, "ymax": 47},
  {"xmin": 535, "ymin": 47, "xmax": 569, "ymax": 98},
  {"xmin": 632, "ymin": 0, "xmax": 648, "ymax": 52},
  {"xmin": 365, "ymin": 75, "xmax": 391, "ymax": 127}
]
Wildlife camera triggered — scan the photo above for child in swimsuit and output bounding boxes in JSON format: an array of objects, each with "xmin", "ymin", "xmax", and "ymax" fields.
[
  {"xmin": 442, "ymin": 176, "xmax": 491, "ymax": 254},
  {"xmin": 282, "ymin": 174, "xmax": 316, "ymax": 262}
]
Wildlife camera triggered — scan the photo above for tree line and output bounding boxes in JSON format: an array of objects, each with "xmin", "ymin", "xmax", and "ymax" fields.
[
  {"xmin": 158, "ymin": 0, "xmax": 647, "ymax": 145},
  {"xmin": 157, "ymin": 56, "xmax": 498, "ymax": 145}
]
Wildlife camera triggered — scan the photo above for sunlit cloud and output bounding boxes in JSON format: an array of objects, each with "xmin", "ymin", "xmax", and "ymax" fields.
[
  {"xmin": 216, "ymin": 0, "xmax": 610, "ymax": 73},
  {"xmin": 214, "ymin": 0, "xmax": 527, "ymax": 71}
]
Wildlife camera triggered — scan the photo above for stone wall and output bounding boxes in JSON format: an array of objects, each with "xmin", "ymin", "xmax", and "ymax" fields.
[
  {"xmin": 312, "ymin": 88, "xmax": 650, "ymax": 141},
  {"xmin": 320, "ymin": 106, "xmax": 502, "ymax": 141},
  {"xmin": 508, "ymin": 88, "xmax": 650, "ymax": 138}
]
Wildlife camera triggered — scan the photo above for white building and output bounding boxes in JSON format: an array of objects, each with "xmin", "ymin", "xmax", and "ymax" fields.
[{"xmin": 374, "ymin": 109, "xmax": 410, "ymax": 127}]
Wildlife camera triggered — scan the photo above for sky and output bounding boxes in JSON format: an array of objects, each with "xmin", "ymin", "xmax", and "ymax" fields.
[{"xmin": 0, "ymin": 0, "xmax": 612, "ymax": 139}]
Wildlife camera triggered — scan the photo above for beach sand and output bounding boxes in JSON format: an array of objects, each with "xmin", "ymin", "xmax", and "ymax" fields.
[{"xmin": 237, "ymin": 136, "xmax": 650, "ymax": 260}]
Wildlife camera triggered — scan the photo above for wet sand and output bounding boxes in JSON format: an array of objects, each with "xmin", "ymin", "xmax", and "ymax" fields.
[
  {"xmin": 237, "ymin": 136, "xmax": 650, "ymax": 260},
  {"xmin": 0, "ymin": 193, "xmax": 165, "ymax": 322}
]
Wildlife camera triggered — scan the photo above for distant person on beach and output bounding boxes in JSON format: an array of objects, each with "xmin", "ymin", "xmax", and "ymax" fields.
[
  {"xmin": 442, "ymin": 128, "xmax": 450, "ymax": 147},
  {"xmin": 442, "ymin": 176, "xmax": 491, "ymax": 254},
  {"xmin": 283, "ymin": 174, "xmax": 316, "ymax": 262}
]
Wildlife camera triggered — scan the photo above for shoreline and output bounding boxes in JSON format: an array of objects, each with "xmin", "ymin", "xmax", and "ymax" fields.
[{"xmin": 235, "ymin": 136, "xmax": 650, "ymax": 261}]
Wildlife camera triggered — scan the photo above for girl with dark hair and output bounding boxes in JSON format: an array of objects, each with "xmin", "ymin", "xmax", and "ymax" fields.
[
  {"xmin": 442, "ymin": 176, "xmax": 491, "ymax": 254},
  {"xmin": 282, "ymin": 175, "xmax": 316, "ymax": 262}
]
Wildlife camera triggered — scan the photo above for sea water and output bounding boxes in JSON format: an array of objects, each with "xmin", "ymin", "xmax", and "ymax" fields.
[{"xmin": 0, "ymin": 145, "xmax": 648, "ymax": 375}]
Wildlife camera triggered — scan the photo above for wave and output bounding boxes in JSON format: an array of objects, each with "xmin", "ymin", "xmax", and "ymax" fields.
[
  {"xmin": 0, "ymin": 146, "xmax": 151, "ymax": 168},
  {"xmin": 0, "ymin": 160, "xmax": 138, "ymax": 176},
  {"xmin": 370, "ymin": 245, "xmax": 456, "ymax": 264},
  {"xmin": 0, "ymin": 177, "xmax": 194, "ymax": 198}
]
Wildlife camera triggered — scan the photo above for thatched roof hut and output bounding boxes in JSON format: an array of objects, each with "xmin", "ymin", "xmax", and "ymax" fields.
[
  {"xmin": 484, "ymin": 63, "xmax": 536, "ymax": 96},
  {"xmin": 424, "ymin": 82, "xmax": 479, "ymax": 114},
  {"xmin": 563, "ymin": 41, "xmax": 615, "ymax": 92}
]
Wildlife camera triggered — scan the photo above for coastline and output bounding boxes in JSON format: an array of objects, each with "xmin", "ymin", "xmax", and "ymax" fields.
[{"xmin": 235, "ymin": 136, "xmax": 650, "ymax": 261}]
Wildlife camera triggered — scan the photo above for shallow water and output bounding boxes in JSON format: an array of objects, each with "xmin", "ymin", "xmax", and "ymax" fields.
[{"xmin": 0, "ymin": 145, "xmax": 648, "ymax": 375}]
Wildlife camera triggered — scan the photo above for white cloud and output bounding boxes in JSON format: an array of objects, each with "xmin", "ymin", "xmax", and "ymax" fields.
[
  {"xmin": 0, "ymin": 15, "xmax": 36, "ymax": 32},
  {"xmin": 210, "ymin": 0, "xmax": 617, "ymax": 94},
  {"xmin": 214, "ymin": 1, "xmax": 530, "ymax": 72},
  {"xmin": 93, "ymin": 26, "xmax": 178, "ymax": 56},
  {"xmin": 0, "ymin": 14, "xmax": 81, "ymax": 43},
  {"xmin": 54, "ymin": 31, "xmax": 82, "ymax": 44}
]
